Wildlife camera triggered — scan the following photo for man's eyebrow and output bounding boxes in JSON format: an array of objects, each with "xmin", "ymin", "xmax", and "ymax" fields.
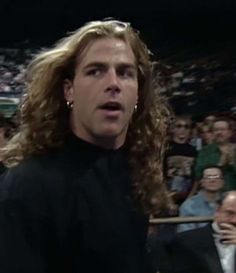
[
  {"xmin": 83, "ymin": 62, "xmax": 107, "ymax": 69},
  {"xmin": 83, "ymin": 62, "xmax": 137, "ymax": 69},
  {"xmin": 117, "ymin": 63, "xmax": 137, "ymax": 70}
]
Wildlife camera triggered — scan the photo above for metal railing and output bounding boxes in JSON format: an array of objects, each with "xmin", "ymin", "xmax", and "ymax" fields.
[{"xmin": 149, "ymin": 216, "xmax": 213, "ymax": 224}]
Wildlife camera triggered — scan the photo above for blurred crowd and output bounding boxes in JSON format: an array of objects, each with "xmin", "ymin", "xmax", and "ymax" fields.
[
  {"xmin": 0, "ymin": 46, "xmax": 37, "ymax": 93},
  {"xmin": 148, "ymin": 114, "xmax": 236, "ymax": 273}
]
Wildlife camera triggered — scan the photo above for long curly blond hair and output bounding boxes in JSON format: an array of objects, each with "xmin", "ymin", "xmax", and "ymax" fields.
[{"xmin": 2, "ymin": 19, "xmax": 171, "ymax": 215}]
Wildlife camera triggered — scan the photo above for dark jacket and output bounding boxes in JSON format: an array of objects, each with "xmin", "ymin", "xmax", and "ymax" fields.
[
  {"xmin": 0, "ymin": 134, "xmax": 149, "ymax": 273},
  {"xmin": 169, "ymin": 224, "xmax": 229, "ymax": 273}
]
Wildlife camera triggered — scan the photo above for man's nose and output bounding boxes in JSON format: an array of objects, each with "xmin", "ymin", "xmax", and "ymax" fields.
[{"xmin": 105, "ymin": 69, "xmax": 121, "ymax": 93}]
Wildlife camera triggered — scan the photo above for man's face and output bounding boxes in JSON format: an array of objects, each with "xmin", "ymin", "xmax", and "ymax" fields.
[
  {"xmin": 201, "ymin": 125, "xmax": 214, "ymax": 145},
  {"xmin": 215, "ymin": 194, "xmax": 236, "ymax": 228},
  {"xmin": 204, "ymin": 115, "xmax": 216, "ymax": 124},
  {"xmin": 201, "ymin": 167, "xmax": 224, "ymax": 193},
  {"xmin": 172, "ymin": 119, "xmax": 191, "ymax": 143},
  {"xmin": 64, "ymin": 37, "xmax": 138, "ymax": 148},
  {"xmin": 213, "ymin": 121, "xmax": 232, "ymax": 145}
]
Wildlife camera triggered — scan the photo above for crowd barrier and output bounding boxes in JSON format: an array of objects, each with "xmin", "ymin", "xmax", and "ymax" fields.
[{"xmin": 149, "ymin": 216, "xmax": 213, "ymax": 224}]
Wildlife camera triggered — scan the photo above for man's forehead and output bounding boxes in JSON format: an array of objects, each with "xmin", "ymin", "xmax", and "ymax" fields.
[
  {"xmin": 175, "ymin": 119, "xmax": 190, "ymax": 124},
  {"xmin": 222, "ymin": 196, "xmax": 236, "ymax": 208},
  {"xmin": 214, "ymin": 121, "xmax": 230, "ymax": 128},
  {"xmin": 76, "ymin": 38, "xmax": 136, "ymax": 66}
]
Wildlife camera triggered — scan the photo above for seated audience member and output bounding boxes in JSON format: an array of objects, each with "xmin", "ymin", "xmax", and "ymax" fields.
[
  {"xmin": 178, "ymin": 165, "xmax": 224, "ymax": 232},
  {"xmin": 195, "ymin": 117, "xmax": 236, "ymax": 191},
  {"xmin": 189, "ymin": 121, "xmax": 202, "ymax": 151},
  {"xmin": 164, "ymin": 116, "xmax": 198, "ymax": 206},
  {"xmin": 169, "ymin": 191, "xmax": 236, "ymax": 273},
  {"xmin": 0, "ymin": 114, "xmax": 16, "ymax": 175},
  {"xmin": 203, "ymin": 114, "xmax": 217, "ymax": 126},
  {"xmin": 229, "ymin": 117, "xmax": 236, "ymax": 143},
  {"xmin": 200, "ymin": 122, "xmax": 215, "ymax": 146}
]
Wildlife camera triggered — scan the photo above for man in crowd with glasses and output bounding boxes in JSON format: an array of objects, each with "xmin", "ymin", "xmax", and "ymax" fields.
[{"xmin": 178, "ymin": 165, "xmax": 224, "ymax": 232}]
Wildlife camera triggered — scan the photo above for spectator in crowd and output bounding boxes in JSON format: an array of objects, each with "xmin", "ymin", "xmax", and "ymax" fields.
[
  {"xmin": 189, "ymin": 121, "xmax": 203, "ymax": 151},
  {"xmin": 195, "ymin": 117, "xmax": 236, "ymax": 191},
  {"xmin": 204, "ymin": 114, "xmax": 217, "ymax": 126},
  {"xmin": 164, "ymin": 115, "xmax": 198, "ymax": 206},
  {"xmin": 0, "ymin": 112, "xmax": 17, "ymax": 174},
  {"xmin": 229, "ymin": 116, "xmax": 236, "ymax": 143},
  {"xmin": 200, "ymin": 122, "xmax": 215, "ymax": 146},
  {"xmin": 169, "ymin": 191, "xmax": 236, "ymax": 273},
  {"xmin": 0, "ymin": 47, "xmax": 33, "ymax": 93},
  {"xmin": 0, "ymin": 19, "xmax": 170, "ymax": 273},
  {"xmin": 178, "ymin": 165, "xmax": 224, "ymax": 232}
]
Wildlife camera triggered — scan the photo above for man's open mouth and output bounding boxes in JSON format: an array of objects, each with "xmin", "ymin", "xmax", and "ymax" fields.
[{"xmin": 99, "ymin": 102, "xmax": 123, "ymax": 111}]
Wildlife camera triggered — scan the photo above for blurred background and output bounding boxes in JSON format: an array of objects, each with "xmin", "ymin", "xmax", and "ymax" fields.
[{"xmin": 0, "ymin": 0, "xmax": 236, "ymax": 119}]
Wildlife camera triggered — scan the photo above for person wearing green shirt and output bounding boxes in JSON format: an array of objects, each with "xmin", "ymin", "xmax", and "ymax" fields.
[{"xmin": 195, "ymin": 117, "xmax": 236, "ymax": 191}]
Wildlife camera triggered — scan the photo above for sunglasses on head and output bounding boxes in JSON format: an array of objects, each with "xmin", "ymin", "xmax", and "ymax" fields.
[{"xmin": 175, "ymin": 124, "xmax": 190, "ymax": 129}]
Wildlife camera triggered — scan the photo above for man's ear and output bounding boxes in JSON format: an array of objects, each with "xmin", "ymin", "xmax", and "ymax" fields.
[{"xmin": 64, "ymin": 79, "xmax": 73, "ymax": 102}]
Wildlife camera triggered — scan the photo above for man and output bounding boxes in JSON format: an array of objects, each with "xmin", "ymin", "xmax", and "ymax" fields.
[
  {"xmin": 170, "ymin": 191, "xmax": 236, "ymax": 273},
  {"xmin": 0, "ymin": 20, "xmax": 170, "ymax": 273},
  {"xmin": 164, "ymin": 116, "xmax": 197, "ymax": 205},
  {"xmin": 195, "ymin": 117, "xmax": 236, "ymax": 191},
  {"xmin": 200, "ymin": 122, "xmax": 215, "ymax": 146},
  {"xmin": 178, "ymin": 165, "xmax": 224, "ymax": 232},
  {"xmin": 204, "ymin": 114, "xmax": 217, "ymax": 125}
]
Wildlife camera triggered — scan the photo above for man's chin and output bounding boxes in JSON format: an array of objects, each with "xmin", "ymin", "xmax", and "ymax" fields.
[
  {"xmin": 98, "ymin": 130, "xmax": 122, "ymax": 139},
  {"xmin": 97, "ymin": 124, "xmax": 128, "ymax": 137}
]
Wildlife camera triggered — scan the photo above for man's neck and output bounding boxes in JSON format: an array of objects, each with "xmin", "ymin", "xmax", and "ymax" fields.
[
  {"xmin": 203, "ymin": 191, "xmax": 220, "ymax": 203},
  {"xmin": 173, "ymin": 137, "xmax": 187, "ymax": 144},
  {"xmin": 72, "ymin": 130, "xmax": 125, "ymax": 150},
  {"xmin": 90, "ymin": 135, "xmax": 124, "ymax": 150},
  {"xmin": 70, "ymin": 119, "xmax": 126, "ymax": 150}
]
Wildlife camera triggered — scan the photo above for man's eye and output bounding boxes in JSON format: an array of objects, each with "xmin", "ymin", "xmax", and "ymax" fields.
[
  {"xmin": 87, "ymin": 69, "xmax": 102, "ymax": 76},
  {"xmin": 120, "ymin": 69, "xmax": 136, "ymax": 79}
]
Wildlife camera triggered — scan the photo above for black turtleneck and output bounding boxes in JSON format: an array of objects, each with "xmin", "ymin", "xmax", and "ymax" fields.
[{"xmin": 0, "ymin": 133, "xmax": 149, "ymax": 273}]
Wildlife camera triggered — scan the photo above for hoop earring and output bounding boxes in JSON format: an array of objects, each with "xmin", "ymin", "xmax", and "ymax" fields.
[{"xmin": 66, "ymin": 101, "xmax": 73, "ymax": 109}]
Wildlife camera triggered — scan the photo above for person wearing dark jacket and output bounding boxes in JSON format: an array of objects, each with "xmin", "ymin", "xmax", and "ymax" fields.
[
  {"xmin": 169, "ymin": 191, "xmax": 236, "ymax": 273},
  {"xmin": 0, "ymin": 19, "xmax": 170, "ymax": 273}
]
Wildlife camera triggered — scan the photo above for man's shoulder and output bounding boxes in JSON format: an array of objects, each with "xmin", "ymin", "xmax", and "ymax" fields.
[
  {"xmin": 0, "ymin": 151, "xmax": 66, "ymax": 199},
  {"xmin": 174, "ymin": 224, "xmax": 211, "ymax": 242},
  {"xmin": 179, "ymin": 193, "xmax": 204, "ymax": 215},
  {"xmin": 170, "ymin": 224, "xmax": 214, "ymax": 262},
  {"xmin": 8, "ymin": 151, "xmax": 60, "ymax": 178},
  {"xmin": 199, "ymin": 143, "xmax": 218, "ymax": 154},
  {"xmin": 181, "ymin": 193, "xmax": 203, "ymax": 206},
  {"xmin": 172, "ymin": 225, "xmax": 211, "ymax": 247}
]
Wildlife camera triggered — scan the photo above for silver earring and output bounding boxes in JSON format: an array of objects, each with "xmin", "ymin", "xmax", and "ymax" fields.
[
  {"xmin": 66, "ymin": 101, "xmax": 73, "ymax": 109},
  {"xmin": 134, "ymin": 104, "xmax": 138, "ymax": 112}
]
